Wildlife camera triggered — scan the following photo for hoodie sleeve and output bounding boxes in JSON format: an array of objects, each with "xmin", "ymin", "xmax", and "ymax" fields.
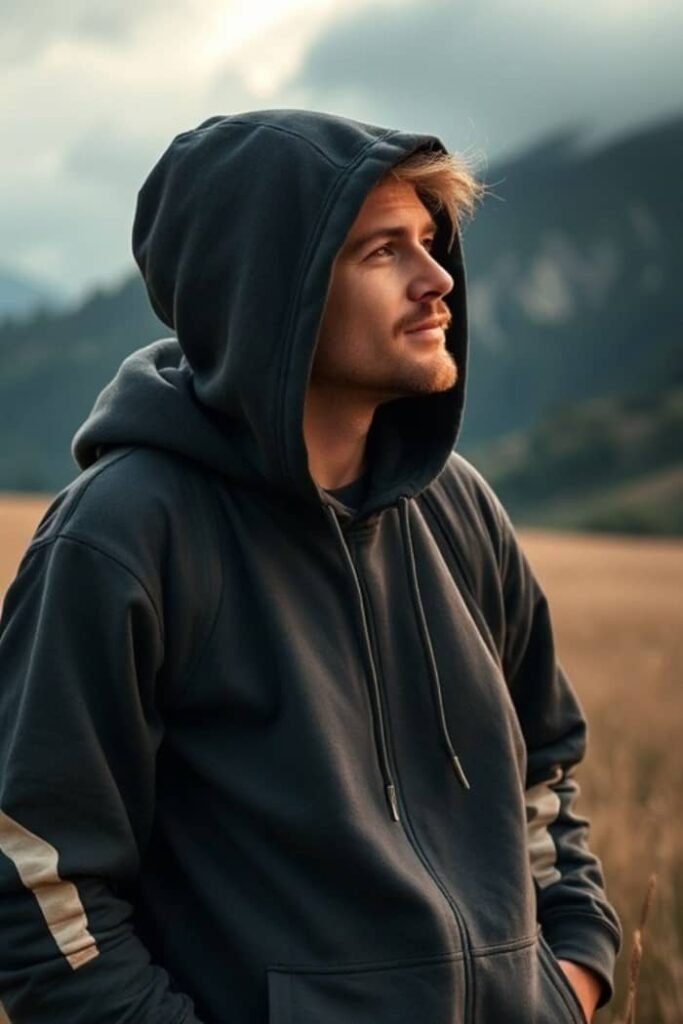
[
  {"xmin": 493, "ymin": 500, "xmax": 622, "ymax": 1006},
  {"xmin": 0, "ymin": 533, "xmax": 204, "ymax": 1024}
]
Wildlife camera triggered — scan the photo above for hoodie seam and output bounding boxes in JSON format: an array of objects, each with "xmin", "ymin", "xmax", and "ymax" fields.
[
  {"xmin": 469, "ymin": 932, "xmax": 538, "ymax": 956},
  {"xmin": 171, "ymin": 474, "xmax": 230, "ymax": 701},
  {"xmin": 267, "ymin": 946, "xmax": 466, "ymax": 974},
  {"xmin": 275, "ymin": 129, "xmax": 396, "ymax": 476},
  {"xmin": 56, "ymin": 448, "xmax": 138, "ymax": 528},
  {"xmin": 222, "ymin": 120, "xmax": 343, "ymax": 168},
  {"xmin": 419, "ymin": 491, "xmax": 478, "ymax": 597},
  {"xmin": 22, "ymin": 533, "xmax": 164, "ymax": 642},
  {"xmin": 418, "ymin": 490, "xmax": 502, "ymax": 665}
]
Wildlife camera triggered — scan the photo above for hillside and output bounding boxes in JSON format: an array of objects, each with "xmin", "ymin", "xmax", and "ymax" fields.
[
  {"xmin": 0, "ymin": 277, "xmax": 163, "ymax": 490},
  {"xmin": 467, "ymin": 382, "xmax": 683, "ymax": 534},
  {"xmin": 460, "ymin": 115, "xmax": 683, "ymax": 445},
  {"xmin": 0, "ymin": 266, "xmax": 65, "ymax": 321}
]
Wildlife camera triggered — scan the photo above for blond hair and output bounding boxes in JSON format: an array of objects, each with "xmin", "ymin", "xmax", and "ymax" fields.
[{"xmin": 384, "ymin": 149, "xmax": 485, "ymax": 247}]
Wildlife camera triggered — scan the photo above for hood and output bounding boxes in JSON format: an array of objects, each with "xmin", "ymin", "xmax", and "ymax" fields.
[{"xmin": 73, "ymin": 109, "xmax": 470, "ymax": 515}]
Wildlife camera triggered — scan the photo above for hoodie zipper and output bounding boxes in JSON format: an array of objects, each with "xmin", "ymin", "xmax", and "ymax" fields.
[
  {"xmin": 352, "ymin": 544, "xmax": 474, "ymax": 1024},
  {"xmin": 326, "ymin": 505, "xmax": 474, "ymax": 1024}
]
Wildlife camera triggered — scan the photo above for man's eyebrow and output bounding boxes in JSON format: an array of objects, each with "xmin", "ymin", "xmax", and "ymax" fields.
[{"xmin": 343, "ymin": 220, "xmax": 437, "ymax": 256}]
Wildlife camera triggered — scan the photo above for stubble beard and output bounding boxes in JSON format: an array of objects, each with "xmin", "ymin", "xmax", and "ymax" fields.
[
  {"xmin": 355, "ymin": 337, "xmax": 458, "ymax": 401},
  {"xmin": 311, "ymin": 343, "xmax": 458, "ymax": 405},
  {"xmin": 392, "ymin": 346, "xmax": 458, "ymax": 396},
  {"xmin": 385, "ymin": 299, "xmax": 458, "ymax": 398},
  {"xmin": 311, "ymin": 298, "xmax": 458, "ymax": 403}
]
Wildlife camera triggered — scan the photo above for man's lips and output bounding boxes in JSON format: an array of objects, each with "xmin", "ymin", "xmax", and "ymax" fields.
[{"xmin": 404, "ymin": 317, "xmax": 449, "ymax": 334}]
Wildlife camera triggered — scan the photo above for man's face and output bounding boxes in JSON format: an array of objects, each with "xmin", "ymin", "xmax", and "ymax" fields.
[{"xmin": 311, "ymin": 179, "xmax": 457, "ymax": 403}]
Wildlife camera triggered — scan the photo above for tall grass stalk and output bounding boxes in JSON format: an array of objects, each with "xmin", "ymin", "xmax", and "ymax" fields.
[{"xmin": 622, "ymin": 874, "xmax": 657, "ymax": 1024}]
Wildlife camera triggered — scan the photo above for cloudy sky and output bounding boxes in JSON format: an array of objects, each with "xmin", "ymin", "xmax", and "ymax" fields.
[{"xmin": 3, "ymin": 0, "xmax": 682, "ymax": 300}]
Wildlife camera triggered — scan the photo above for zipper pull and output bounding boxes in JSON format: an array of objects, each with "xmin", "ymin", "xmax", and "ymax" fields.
[
  {"xmin": 451, "ymin": 755, "xmax": 471, "ymax": 791},
  {"xmin": 385, "ymin": 783, "xmax": 400, "ymax": 822}
]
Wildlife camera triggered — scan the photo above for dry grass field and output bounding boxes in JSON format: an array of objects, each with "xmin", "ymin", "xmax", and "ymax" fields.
[
  {"xmin": 522, "ymin": 530, "xmax": 683, "ymax": 1023},
  {"xmin": 0, "ymin": 494, "xmax": 51, "ymax": 593},
  {"xmin": 1, "ymin": 496, "xmax": 681, "ymax": 1022}
]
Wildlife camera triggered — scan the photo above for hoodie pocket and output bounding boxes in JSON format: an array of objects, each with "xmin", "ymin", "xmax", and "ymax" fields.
[
  {"xmin": 267, "ymin": 951, "xmax": 467, "ymax": 1024},
  {"xmin": 472, "ymin": 935, "xmax": 586, "ymax": 1024},
  {"xmin": 537, "ymin": 934, "xmax": 588, "ymax": 1024}
]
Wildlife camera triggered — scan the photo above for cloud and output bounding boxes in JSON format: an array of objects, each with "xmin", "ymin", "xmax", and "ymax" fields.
[
  {"xmin": 0, "ymin": 2, "xmax": 257, "ymax": 295},
  {"xmin": 64, "ymin": 123, "xmax": 167, "ymax": 193},
  {"xmin": 205, "ymin": 0, "xmax": 381, "ymax": 107},
  {"xmin": 285, "ymin": 0, "xmax": 683, "ymax": 160},
  {"xmin": 1, "ymin": 0, "xmax": 194, "ymax": 63}
]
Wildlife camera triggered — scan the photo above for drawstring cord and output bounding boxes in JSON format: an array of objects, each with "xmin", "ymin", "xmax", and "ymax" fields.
[
  {"xmin": 323, "ymin": 496, "xmax": 470, "ymax": 821},
  {"xmin": 399, "ymin": 497, "xmax": 471, "ymax": 792},
  {"xmin": 324, "ymin": 504, "xmax": 401, "ymax": 822}
]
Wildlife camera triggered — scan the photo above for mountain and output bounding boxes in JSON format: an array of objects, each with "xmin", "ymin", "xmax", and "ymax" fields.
[
  {"xmin": 0, "ymin": 114, "xmax": 681, "ymax": 533},
  {"xmin": 0, "ymin": 267, "xmax": 66, "ymax": 321},
  {"xmin": 457, "ymin": 114, "xmax": 683, "ymax": 447},
  {"xmin": 467, "ymin": 383, "xmax": 683, "ymax": 535},
  {"xmin": 0, "ymin": 277, "xmax": 163, "ymax": 490}
]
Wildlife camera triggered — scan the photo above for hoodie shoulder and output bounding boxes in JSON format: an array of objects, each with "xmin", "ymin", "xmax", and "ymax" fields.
[
  {"xmin": 34, "ymin": 448, "xmax": 211, "ymax": 552},
  {"xmin": 432, "ymin": 451, "xmax": 513, "ymax": 557},
  {"xmin": 27, "ymin": 447, "xmax": 224, "ymax": 637}
]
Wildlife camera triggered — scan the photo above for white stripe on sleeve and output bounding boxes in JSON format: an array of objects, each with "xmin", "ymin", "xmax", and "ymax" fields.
[
  {"xmin": 0, "ymin": 809, "xmax": 99, "ymax": 970},
  {"xmin": 525, "ymin": 767, "xmax": 562, "ymax": 889}
]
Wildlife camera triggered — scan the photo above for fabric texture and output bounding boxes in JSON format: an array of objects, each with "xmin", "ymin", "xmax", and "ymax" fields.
[{"xmin": 0, "ymin": 110, "xmax": 620, "ymax": 1024}]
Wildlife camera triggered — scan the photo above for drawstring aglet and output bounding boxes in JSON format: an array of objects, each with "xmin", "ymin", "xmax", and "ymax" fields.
[
  {"xmin": 451, "ymin": 755, "xmax": 471, "ymax": 791},
  {"xmin": 385, "ymin": 783, "xmax": 400, "ymax": 822}
]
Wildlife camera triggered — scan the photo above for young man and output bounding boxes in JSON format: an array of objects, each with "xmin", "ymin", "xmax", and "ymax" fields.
[{"xmin": 0, "ymin": 110, "xmax": 620, "ymax": 1023}]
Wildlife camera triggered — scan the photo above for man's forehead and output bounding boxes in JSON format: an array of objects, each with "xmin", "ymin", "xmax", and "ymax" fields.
[{"xmin": 348, "ymin": 179, "xmax": 434, "ymax": 235}]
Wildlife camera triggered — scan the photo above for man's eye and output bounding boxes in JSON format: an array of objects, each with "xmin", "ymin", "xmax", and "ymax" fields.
[{"xmin": 370, "ymin": 244, "xmax": 393, "ymax": 258}]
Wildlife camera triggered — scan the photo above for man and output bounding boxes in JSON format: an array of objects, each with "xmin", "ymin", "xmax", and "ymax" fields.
[{"xmin": 0, "ymin": 110, "xmax": 620, "ymax": 1023}]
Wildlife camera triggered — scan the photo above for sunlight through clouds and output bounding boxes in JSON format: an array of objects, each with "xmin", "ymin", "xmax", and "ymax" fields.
[{"xmin": 201, "ymin": 0, "xmax": 399, "ymax": 96}]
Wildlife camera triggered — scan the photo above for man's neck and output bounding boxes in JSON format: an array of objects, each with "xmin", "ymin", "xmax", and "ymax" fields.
[{"xmin": 303, "ymin": 385, "xmax": 376, "ymax": 490}]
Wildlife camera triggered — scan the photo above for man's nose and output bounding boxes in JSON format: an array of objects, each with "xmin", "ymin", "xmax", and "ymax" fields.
[{"xmin": 407, "ymin": 252, "xmax": 454, "ymax": 302}]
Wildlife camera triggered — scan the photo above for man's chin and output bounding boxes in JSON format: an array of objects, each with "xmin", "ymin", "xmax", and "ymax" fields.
[
  {"xmin": 404, "ymin": 356, "xmax": 458, "ymax": 395},
  {"xmin": 311, "ymin": 356, "xmax": 458, "ymax": 404},
  {"xmin": 374, "ymin": 359, "xmax": 458, "ymax": 402},
  {"xmin": 432, "ymin": 360, "xmax": 459, "ymax": 393}
]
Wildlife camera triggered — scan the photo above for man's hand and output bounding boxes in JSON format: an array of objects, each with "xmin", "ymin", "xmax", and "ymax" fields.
[{"xmin": 557, "ymin": 959, "xmax": 602, "ymax": 1023}]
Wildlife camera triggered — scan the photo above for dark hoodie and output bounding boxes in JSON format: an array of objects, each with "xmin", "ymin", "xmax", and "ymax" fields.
[{"xmin": 0, "ymin": 110, "xmax": 620, "ymax": 1024}]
